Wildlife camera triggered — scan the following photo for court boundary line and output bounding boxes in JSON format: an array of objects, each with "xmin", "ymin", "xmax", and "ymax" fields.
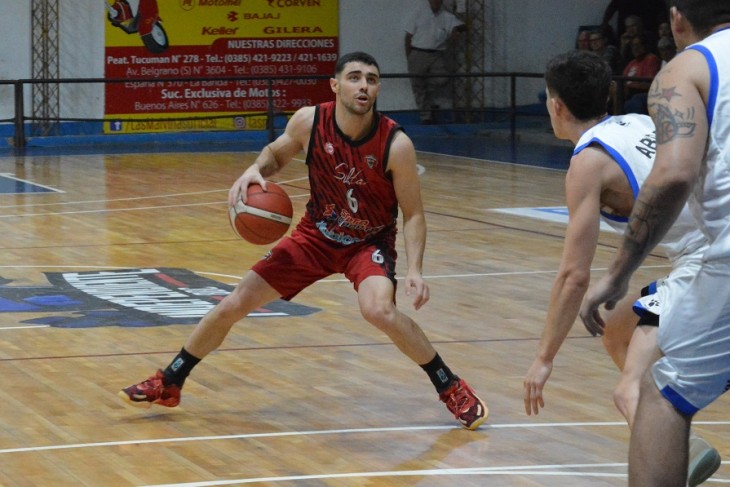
[
  {"xmin": 3, "ymin": 421, "xmax": 728, "ymax": 455},
  {"xmin": 141, "ymin": 465, "xmax": 632, "ymax": 487}
]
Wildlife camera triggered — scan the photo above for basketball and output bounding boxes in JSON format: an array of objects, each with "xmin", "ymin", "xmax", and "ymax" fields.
[{"xmin": 228, "ymin": 182, "xmax": 293, "ymax": 245}]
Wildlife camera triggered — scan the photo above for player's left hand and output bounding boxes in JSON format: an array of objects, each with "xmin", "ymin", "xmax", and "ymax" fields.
[{"xmin": 405, "ymin": 273, "xmax": 429, "ymax": 310}]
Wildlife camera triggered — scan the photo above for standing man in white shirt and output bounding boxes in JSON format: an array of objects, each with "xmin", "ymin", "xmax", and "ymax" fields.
[{"xmin": 404, "ymin": 0, "xmax": 465, "ymax": 124}]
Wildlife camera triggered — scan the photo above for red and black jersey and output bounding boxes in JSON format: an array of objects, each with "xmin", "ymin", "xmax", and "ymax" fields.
[{"xmin": 302, "ymin": 101, "xmax": 402, "ymax": 246}]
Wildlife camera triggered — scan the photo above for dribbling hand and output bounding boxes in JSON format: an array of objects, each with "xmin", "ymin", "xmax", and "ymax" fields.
[{"xmin": 228, "ymin": 171, "xmax": 267, "ymax": 206}]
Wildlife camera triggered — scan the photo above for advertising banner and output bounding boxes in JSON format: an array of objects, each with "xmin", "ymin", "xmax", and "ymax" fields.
[{"xmin": 103, "ymin": 0, "xmax": 338, "ymax": 133}]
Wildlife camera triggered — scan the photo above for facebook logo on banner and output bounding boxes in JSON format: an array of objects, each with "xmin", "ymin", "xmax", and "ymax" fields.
[{"xmin": 109, "ymin": 121, "xmax": 123, "ymax": 132}]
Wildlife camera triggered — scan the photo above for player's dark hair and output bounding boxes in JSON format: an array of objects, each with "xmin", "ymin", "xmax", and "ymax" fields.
[
  {"xmin": 335, "ymin": 51, "xmax": 380, "ymax": 76},
  {"xmin": 670, "ymin": 0, "xmax": 730, "ymax": 35},
  {"xmin": 544, "ymin": 50, "xmax": 612, "ymax": 121}
]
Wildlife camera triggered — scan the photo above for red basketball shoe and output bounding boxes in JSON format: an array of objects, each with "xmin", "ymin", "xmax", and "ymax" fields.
[
  {"xmin": 439, "ymin": 378, "xmax": 488, "ymax": 430},
  {"xmin": 118, "ymin": 370, "xmax": 181, "ymax": 408}
]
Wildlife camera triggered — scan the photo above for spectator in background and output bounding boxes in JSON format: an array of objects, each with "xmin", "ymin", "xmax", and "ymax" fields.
[
  {"xmin": 601, "ymin": 0, "xmax": 667, "ymax": 40},
  {"xmin": 619, "ymin": 15, "xmax": 655, "ymax": 64},
  {"xmin": 657, "ymin": 36, "xmax": 676, "ymax": 68},
  {"xmin": 589, "ymin": 29, "xmax": 623, "ymax": 74},
  {"xmin": 404, "ymin": 0, "xmax": 466, "ymax": 124},
  {"xmin": 622, "ymin": 33, "xmax": 661, "ymax": 115},
  {"xmin": 656, "ymin": 20, "xmax": 674, "ymax": 62},
  {"xmin": 576, "ymin": 29, "xmax": 591, "ymax": 51},
  {"xmin": 657, "ymin": 20, "xmax": 672, "ymax": 41}
]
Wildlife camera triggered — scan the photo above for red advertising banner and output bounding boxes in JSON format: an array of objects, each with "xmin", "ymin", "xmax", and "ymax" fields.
[{"xmin": 103, "ymin": 0, "xmax": 339, "ymax": 133}]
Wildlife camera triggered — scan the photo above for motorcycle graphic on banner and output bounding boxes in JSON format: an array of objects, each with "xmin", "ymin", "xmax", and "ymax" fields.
[{"xmin": 104, "ymin": 0, "xmax": 169, "ymax": 54}]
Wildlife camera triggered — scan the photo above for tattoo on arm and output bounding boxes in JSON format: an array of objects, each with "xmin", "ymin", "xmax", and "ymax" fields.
[
  {"xmin": 625, "ymin": 192, "xmax": 658, "ymax": 255},
  {"xmin": 648, "ymin": 85, "xmax": 696, "ymax": 144},
  {"xmin": 624, "ymin": 184, "xmax": 681, "ymax": 257}
]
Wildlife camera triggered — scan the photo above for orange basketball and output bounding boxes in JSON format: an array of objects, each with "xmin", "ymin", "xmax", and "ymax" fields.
[{"xmin": 228, "ymin": 182, "xmax": 293, "ymax": 245}]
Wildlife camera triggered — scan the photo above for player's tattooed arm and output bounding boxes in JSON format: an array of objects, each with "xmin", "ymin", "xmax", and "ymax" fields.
[
  {"xmin": 647, "ymin": 72, "xmax": 697, "ymax": 144},
  {"xmin": 622, "ymin": 183, "xmax": 683, "ymax": 258},
  {"xmin": 622, "ymin": 68, "xmax": 701, "ymax": 262}
]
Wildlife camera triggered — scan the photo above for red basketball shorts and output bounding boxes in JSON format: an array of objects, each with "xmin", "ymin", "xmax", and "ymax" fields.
[{"xmin": 251, "ymin": 225, "xmax": 398, "ymax": 301}]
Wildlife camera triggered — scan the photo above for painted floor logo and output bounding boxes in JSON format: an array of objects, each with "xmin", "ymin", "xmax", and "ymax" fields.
[
  {"xmin": 490, "ymin": 206, "xmax": 616, "ymax": 232},
  {"xmin": 0, "ymin": 268, "xmax": 319, "ymax": 328}
]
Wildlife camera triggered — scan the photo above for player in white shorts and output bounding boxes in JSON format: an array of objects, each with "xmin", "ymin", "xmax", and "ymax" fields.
[
  {"xmin": 581, "ymin": 1, "xmax": 730, "ymax": 483},
  {"xmin": 650, "ymin": 23, "xmax": 730, "ymax": 417},
  {"xmin": 523, "ymin": 49, "xmax": 719, "ymax": 485}
]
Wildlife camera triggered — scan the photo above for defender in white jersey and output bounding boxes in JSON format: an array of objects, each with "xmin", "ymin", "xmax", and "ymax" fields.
[
  {"xmin": 580, "ymin": 1, "xmax": 730, "ymax": 484},
  {"xmin": 523, "ymin": 50, "xmax": 718, "ymax": 486}
]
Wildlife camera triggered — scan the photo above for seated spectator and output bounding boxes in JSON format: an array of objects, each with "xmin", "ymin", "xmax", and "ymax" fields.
[
  {"xmin": 576, "ymin": 29, "xmax": 591, "ymax": 51},
  {"xmin": 622, "ymin": 33, "xmax": 661, "ymax": 114},
  {"xmin": 657, "ymin": 21, "xmax": 672, "ymax": 41},
  {"xmin": 619, "ymin": 15, "xmax": 657, "ymax": 63},
  {"xmin": 657, "ymin": 36, "xmax": 676, "ymax": 67},
  {"xmin": 589, "ymin": 29, "xmax": 623, "ymax": 74}
]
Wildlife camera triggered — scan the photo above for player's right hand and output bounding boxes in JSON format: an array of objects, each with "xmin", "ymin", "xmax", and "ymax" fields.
[
  {"xmin": 523, "ymin": 358, "xmax": 553, "ymax": 415},
  {"xmin": 228, "ymin": 170, "xmax": 266, "ymax": 206}
]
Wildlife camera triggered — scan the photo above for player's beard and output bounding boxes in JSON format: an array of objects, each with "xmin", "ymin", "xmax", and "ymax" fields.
[
  {"xmin": 345, "ymin": 103, "xmax": 373, "ymax": 117},
  {"xmin": 339, "ymin": 88, "xmax": 375, "ymax": 117}
]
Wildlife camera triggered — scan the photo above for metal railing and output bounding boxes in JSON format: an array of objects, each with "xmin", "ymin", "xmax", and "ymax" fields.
[{"xmin": 4, "ymin": 72, "xmax": 646, "ymax": 150}]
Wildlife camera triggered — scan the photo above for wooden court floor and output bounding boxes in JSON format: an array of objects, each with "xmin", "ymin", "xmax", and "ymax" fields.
[{"xmin": 0, "ymin": 148, "xmax": 727, "ymax": 486}]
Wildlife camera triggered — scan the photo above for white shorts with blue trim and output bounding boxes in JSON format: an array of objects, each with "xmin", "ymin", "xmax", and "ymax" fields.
[{"xmin": 653, "ymin": 256, "xmax": 730, "ymax": 415}]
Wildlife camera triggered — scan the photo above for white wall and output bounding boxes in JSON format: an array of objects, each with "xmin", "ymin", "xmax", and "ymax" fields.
[
  {"xmin": 59, "ymin": 1, "xmax": 106, "ymax": 119},
  {"xmin": 494, "ymin": 0, "xmax": 606, "ymax": 106},
  {"xmin": 0, "ymin": 0, "xmax": 609, "ymax": 120},
  {"xmin": 0, "ymin": 2, "xmax": 32, "ymax": 121}
]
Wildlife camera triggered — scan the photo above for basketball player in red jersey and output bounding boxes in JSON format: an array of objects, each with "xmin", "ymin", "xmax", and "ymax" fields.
[{"xmin": 119, "ymin": 51, "xmax": 487, "ymax": 430}]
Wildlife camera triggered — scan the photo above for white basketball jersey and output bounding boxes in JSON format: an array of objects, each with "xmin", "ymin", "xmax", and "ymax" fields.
[
  {"xmin": 574, "ymin": 114, "xmax": 705, "ymax": 262},
  {"xmin": 687, "ymin": 28, "xmax": 730, "ymax": 260}
]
